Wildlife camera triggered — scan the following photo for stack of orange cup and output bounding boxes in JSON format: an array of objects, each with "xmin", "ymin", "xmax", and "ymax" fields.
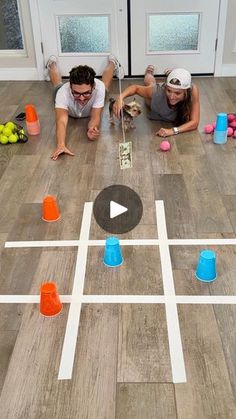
[
  {"xmin": 25, "ymin": 104, "xmax": 40, "ymax": 135},
  {"xmin": 40, "ymin": 282, "xmax": 62, "ymax": 317},
  {"xmin": 42, "ymin": 195, "xmax": 61, "ymax": 222}
]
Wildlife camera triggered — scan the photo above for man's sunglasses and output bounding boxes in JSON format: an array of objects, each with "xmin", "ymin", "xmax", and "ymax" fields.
[{"xmin": 71, "ymin": 89, "xmax": 93, "ymax": 98}]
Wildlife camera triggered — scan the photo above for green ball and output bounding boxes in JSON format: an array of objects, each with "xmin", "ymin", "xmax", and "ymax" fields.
[
  {"xmin": 0, "ymin": 135, "xmax": 9, "ymax": 144},
  {"xmin": 0, "ymin": 124, "xmax": 4, "ymax": 133},
  {"xmin": 5, "ymin": 121, "xmax": 16, "ymax": 131},
  {"xmin": 8, "ymin": 133, "xmax": 18, "ymax": 143}
]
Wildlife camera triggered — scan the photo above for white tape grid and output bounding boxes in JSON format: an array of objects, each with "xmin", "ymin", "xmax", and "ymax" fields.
[
  {"xmin": 1, "ymin": 295, "xmax": 236, "ymax": 305},
  {"xmin": 155, "ymin": 201, "xmax": 186, "ymax": 383},
  {"xmin": 58, "ymin": 202, "xmax": 92, "ymax": 380},
  {"xmin": 5, "ymin": 238, "xmax": 236, "ymax": 248},
  {"xmin": 2, "ymin": 200, "xmax": 236, "ymax": 382}
]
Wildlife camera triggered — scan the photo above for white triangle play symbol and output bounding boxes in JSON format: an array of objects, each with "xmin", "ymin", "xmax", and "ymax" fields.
[{"xmin": 110, "ymin": 200, "xmax": 128, "ymax": 219}]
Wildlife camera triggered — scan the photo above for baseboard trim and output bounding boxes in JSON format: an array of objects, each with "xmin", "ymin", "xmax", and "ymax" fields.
[
  {"xmin": 0, "ymin": 65, "xmax": 235, "ymax": 79},
  {"xmin": 0, "ymin": 68, "xmax": 39, "ymax": 80},
  {"xmin": 220, "ymin": 64, "xmax": 236, "ymax": 77}
]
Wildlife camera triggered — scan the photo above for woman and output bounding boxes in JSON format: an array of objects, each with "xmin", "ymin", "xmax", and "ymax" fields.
[{"xmin": 113, "ymin": 66, "xmax": 200, "ymax": 137}]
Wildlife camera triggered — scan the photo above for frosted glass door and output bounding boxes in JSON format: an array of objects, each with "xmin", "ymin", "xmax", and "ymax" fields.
[
  {"xmin": 130, "ymin": 0, "xmax": 220, "ymax": 74},
  {"xmin": 37, "ymin": 0, "xmax": 128, "ymax": 77},
  {"xmin": 0, "ymin": 0, "xmax": 24, "ymax": 51}
]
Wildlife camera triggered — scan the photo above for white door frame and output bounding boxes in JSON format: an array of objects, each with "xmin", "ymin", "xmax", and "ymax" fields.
[
  {"xmin": 29, "ymin": 0, "xmax": 45, "ymax": 80},
  {"xmin": 29, "ymin": 0, "xmax": 228, "ymax": 81},
  {"xmin": 214, "ymin": 0, "xmax": 228, "ymax": 76}
]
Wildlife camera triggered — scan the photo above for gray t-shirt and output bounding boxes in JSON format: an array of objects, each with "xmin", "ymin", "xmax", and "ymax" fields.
[{"xmin": 149, "ymin": 83, "xmax": 178, "ymax": 122}]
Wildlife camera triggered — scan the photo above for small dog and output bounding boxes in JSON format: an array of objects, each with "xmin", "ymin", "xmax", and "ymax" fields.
[{"xmin": 109, "ymin": 97, "xmax": 142, "ymax": 131}]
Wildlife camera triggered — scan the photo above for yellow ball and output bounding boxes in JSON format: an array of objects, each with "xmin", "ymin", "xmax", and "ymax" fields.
[
  {"xmin": 8, "ymin": 133, "xmax": 18, "ymax": 143},
  {"xmin": 2, "ymin": 127, "xmax": 12, "ymax": 137},
  {"xmin": 0, "ymin": 124, "xmax": 4, "ymax": 133},
  {"xmin": 5, "ymin": 121, "xmax": 16, "ymax": 131},
  {"xmin": 0, "ymin": 134, "xmax": 9, "ymax": 144}
]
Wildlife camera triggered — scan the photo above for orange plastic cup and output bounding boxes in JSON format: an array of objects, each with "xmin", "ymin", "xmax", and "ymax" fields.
[
  {"xmin": 42, "ymin": 195, "xmax": 61, "ymax": 222},
  {"xmin": 40, "ymin": 282, "xmax": 62, "ymax": 317},
  {"xmin": 25, "ymin": 104, "xmax": 38, "ymax": 122},
  {"xmin": 25, "ymin": 104, "xmax": 40, "ymax": 135}
]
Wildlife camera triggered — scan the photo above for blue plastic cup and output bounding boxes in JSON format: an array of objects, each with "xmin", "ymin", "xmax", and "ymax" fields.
[
  {"xmin": 213, "ymin": 113, "xmax": 227, "ymax": 144},
  {"xmin": 195, "ymin": 249, "xmax": 217, "ymax": 282},
  {"xmin": 215, "ymin": 113, "xmax": 227, "ymax": 131},
  {"xmin": 103, "ymin": 237, "xmax": 123, "ymax": 267}
]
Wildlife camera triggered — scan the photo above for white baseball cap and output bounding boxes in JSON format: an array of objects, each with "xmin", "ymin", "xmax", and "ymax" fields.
[{"xmin": 166, "ymin": 68, "xmax": 191, "ymax": 89}]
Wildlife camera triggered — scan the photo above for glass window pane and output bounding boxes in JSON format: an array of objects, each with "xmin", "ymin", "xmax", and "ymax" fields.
[
  {"xmin": 148, "ymin": 14, "xmax": 199, "ymax": 52},
  {"xmin": 0, "ymin": 0, "xmax": 23, "ymax": 49},
  {"xmin": 58, "ymin": 15, "xmax": 110, "ymax": 53}
]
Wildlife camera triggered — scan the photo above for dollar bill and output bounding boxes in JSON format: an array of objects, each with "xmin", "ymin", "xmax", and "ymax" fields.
[{"xmin": 119, "ymin": 141, "xmax": 132, "ymax": 170}]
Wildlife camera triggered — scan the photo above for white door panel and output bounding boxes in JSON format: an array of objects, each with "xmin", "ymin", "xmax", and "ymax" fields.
[
  {"xmin": 38, "ymin": 0, "xmax": 128, "ymax": 76},
  {"xmin": 130, "ymin": 0, "xmax": 220, "ymax": 74}
]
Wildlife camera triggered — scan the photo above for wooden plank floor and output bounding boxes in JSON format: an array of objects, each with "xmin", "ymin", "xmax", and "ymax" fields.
[{"xmin": 0, "ymin": 76, "xmax": 236, "ymax": 418}]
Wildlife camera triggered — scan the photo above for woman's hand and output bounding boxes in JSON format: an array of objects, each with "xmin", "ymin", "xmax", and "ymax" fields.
[
  {"xmin": 113, "ymin": 96, "xmax": 123, "ymax": 118},
  {"xmin": 51, "ymin": 145, "xmax": 75, "ymax": 160},
  {"xmin": 156, "ymin": 127, "xmax": 174, "ymax": 137}
]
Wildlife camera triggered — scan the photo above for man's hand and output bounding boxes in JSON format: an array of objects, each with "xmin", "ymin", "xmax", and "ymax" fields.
[
  {"xmin": 51, "ymin": 145, "xmax": 75, "ymax": 161},
  {"xmin": 156, "ymin": 127, "xmax": 173, "ymax": 137},
  {"xmin": 87, "ymin": 126, "xmax": 100, "ymax": 141}
]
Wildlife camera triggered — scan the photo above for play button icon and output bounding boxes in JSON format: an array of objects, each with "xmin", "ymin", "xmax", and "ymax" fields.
[
  {"xmin": 110, "ymin": 201, "xmax": 128, "ymax": 219},
  {"xmin": 93, "ymin": 185, "xmax": 143, "ymax": 234}
]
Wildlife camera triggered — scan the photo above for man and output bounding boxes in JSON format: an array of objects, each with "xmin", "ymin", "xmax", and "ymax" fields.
[{"xmin": 46, "ymin": 55, "xmax": 124, "ymax": 160}]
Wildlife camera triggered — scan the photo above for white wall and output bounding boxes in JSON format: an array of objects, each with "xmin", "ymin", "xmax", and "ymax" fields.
[{"xmin": 221, "ymin": 0, "xmax": 236, "ymax": 75}]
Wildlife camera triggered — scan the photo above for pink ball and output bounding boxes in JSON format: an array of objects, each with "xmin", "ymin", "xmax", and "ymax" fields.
[
  {"xmin": 212, "ymin": 122, "xmax": 216, "ymax": 129},
  {"xmin": 227, "ymin": 127, "xmax": 234, "ymax": 137},
  {"xmin": 204, "ymin": 124, "xmax": 214, "ymax": 134},
  {"xmin": 160, "ymin": 140, "xmax": 171, "ymax": 151},
  {"xmin": 228, "ymin": 113, "xmax": 235, "ymax": 122},
  {"xmin": 233, "ymin": 130, "xmax": 236, "ymax": 138},
  {"xmin": 230, "ymin": 120, "xmax": 236, "ymax": 129}
]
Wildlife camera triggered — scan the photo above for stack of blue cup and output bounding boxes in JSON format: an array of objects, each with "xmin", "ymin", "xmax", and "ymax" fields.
[
  {"xmin": 103, "ymin": 236, "xmax": 123, "ymax": 267},
  {"xmin": 213, "ymin": 112, "xmax": 228, "ymax": 144},
  {"xmin": 195, "ymin": 249, "xmax": 217, "ymax": 282}
]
